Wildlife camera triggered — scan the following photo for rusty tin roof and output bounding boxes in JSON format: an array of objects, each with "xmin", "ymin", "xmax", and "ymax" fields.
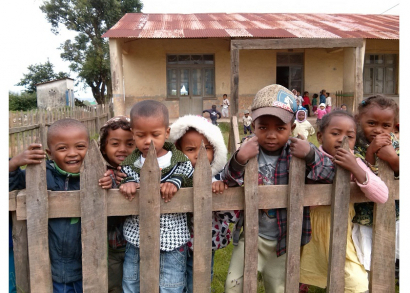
[{"xmin": 102, "ymin": 13, "xmax": 399, "ymax": 39}]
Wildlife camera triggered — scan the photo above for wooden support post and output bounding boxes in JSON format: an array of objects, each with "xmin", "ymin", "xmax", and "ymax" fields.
[
  {"xmin": 80, "ymin": 140, "xmax": 108, "ymax": 292},
  {"xmin": 139, "ymin": 141, "xmax": 161, "ymax": 293},
  {"xmin": 193, "ymin": 142, "xmax": 213, "ymax": 293},
  {"xmin": 11, "ymin": 212, "xmax": 30, "ymax": 293},
  {"xmin": 326, "ymin": 137, "xmax": 351, "ymax": 293},
  {"xmin": 228, "ymin": 116, "xmax": 240, "ymax": 156},
  {"xmin": 369, "ymin": 160, "xmax": 396, "ymax": 292},
  {"xmin": 230, "ymin": 45, "xmax": 239, "ymax": 116},
  {"xmin": 243, "ymin": 156, "xmax": 259, "ymax": 292},
  {"xmin": 284, "ymin": 155, "xmax": 306, "ymax": 292},
  {"xmin": 26, "ymin": 151, "xmax": 52, "ymax": 292}
]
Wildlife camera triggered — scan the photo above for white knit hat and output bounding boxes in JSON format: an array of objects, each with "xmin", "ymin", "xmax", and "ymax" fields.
[{"xmin": 169, "ymin": 115, "xmax": 227, "ymax": 176}]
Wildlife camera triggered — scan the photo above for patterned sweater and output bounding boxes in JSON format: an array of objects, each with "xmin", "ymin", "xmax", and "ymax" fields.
[{"xmin": 120, "ymin": 142, "xmax": 194, "ymax": 251}]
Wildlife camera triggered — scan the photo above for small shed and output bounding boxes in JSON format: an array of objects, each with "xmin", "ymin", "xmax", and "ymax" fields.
[{"xmin": 36, "ymin": 78, "xmax": 75, "ymax": 110}]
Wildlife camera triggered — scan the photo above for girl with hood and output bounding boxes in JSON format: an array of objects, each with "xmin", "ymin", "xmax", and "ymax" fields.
[
  {"xmin": 292, "ymin": 110, "xmax": 315, "ymax": 139},
  {"xmin": 169, "ymin": 115, "xmax": 240, "ymax": 293}
]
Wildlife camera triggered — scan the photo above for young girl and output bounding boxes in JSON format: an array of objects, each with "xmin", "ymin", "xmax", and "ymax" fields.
[
  {"xmin": 315, "ymin": 103, "xmax": 327, "ymax": 128},
  {"xmin": 169, "ymin": 115, "xmax": 239, "ymax": 293},
  {"xmin": 352, "ymin": 95, "xmax": 399, "ymax": 272},
  {"xmin": 312, "ymin": 93, "xmax": 318, "ymax": 113},
  {"xmin": 98, "ymin": 116, "xmax": 135, "ymax": 293},
  {"xmin": 299, "ymin": 110, "xmax": 389, "ymax": 293},
  {"xmin": 292, "ymin": 109, "xmax": 315, "ymax": 139}
]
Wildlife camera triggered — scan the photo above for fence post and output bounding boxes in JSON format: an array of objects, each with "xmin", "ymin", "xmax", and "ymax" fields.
[
  {"xmin": 139, "ymin": 141, "xmax": 161, "ymax": 293},
  {"xmin": 228, "ymin": 116, "xmax": 240, "ymax": 156},
  {"xmin": 80, "ymin": 140, "xmax": 108, "ymax": 292},
  {"xmin": 25, "ymin": 148, "xmax": 53, "ymax": 292},
  {"xmin": 326, "ymin": 137, "xmax": 351, "ymax": 293},
  {"xmin": 369, "ymin": 160, "xmax": 396, "ymax": 292},
  {"xmin": 12, "ymin": 211, "xmax": 30, "ymax": 293},
  {"xmin": 243, "ymin": 156, "xmax": 259, "ymax": 292},
  {"xmin": 193, "ymin": 142, "xmax": 213, "ymax": 292}
]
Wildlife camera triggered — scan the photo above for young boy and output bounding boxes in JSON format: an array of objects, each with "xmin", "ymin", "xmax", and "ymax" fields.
[
  {"xmin": 118, "ymin": 100, "xmax": 194, "ymax": 293},
  {"xmin": 222, "ymin": 84, "xmax": 335, "ymax": 292},
  {"xmin": 221, "ymin": 94, "xmax": 230, "ymax": 117},
  {"xmin": 9, "ymin": 118, "xmax": 90, "ymax": 292},
  {"xmin": 202, "ymin": 104, "xmax": 222, "ymax": 126},
  {"xmin": 242, "ymin": 110, "xmax": 252, "ymax": 135}
]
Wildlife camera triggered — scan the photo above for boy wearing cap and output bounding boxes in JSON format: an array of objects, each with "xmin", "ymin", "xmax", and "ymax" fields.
[
  {"xmin": 242, "ymin": 110, "xmax": 252, "ymax": 135},
  {"xmin": 222, "ymin": 84, "xmax": 335, "ymax": 293}
]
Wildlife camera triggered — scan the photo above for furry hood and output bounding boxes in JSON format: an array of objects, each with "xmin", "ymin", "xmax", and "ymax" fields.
[{"xmin": 169, "ymin": 115, "xmax": 227, "ymax": 176}]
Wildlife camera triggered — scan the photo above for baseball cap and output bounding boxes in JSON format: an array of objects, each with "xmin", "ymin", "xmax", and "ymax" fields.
[
  {"xmin": 251, "ymin": 84, "xmax": 297, "ymax": 123},
  {"xmin": 244, "ymin": 110, "xmax": 250, "ymax": 114}
]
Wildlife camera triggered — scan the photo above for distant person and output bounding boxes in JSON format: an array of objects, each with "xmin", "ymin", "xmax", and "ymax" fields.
[
  {"xmin": 312, "ymin": 93, "xmax": 319, "ymax": 113},
  {"xmin": 325, "ymin": 92, "xmax": 332, "ymax": 113},
  {"xmin": 315, "ymin": 103, "xmax": 327, "ymax": 128},
  {"xmin": 302, "ymin": 91, "xmax": 311, "ymax": 117},
  {"xmin": 292, "ymin": 110, "xmax": 315, "ymax": 139},
  {"xmin": 340, "ymin": 104, "xmax": 348, "ymax": 111},
  {"xmin": 221, "ymin": 94, "xmax": 230, "ymax": 118},
  {"xmin": 203, "ymin": 105, "xmax": 222, "ymax": 126},
  {"xmin": 242, "ymin": 110, "xmax": 252, "ymax": 135},
  {"xmin": 320, "ymin": 89, "xmax": 326, "ymax": 105}
]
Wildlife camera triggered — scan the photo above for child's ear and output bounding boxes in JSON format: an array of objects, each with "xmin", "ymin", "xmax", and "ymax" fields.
[
  {"xmin": 165, "ymin": 127, "xmax": 171, "ymax": 139},
  {"xmin": 46, "ymin": 149, "xmax": 52, "ymax": 159},
  {"xmin": 317, "ymin": 132, "xmax": 323, "ymax": 144},
  {"xmin": 291, "ymin": 122, "xmax": 296, "ymax": 131}
]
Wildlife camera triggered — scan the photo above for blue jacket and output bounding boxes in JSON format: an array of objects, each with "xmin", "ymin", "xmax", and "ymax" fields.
[
  {"xmin": 320, "ymin": 94, "xmax": 326, "ymax": 104},
  {"xmin": 9, "ymin": 160, "xmax": 82, "ymax": 284}
]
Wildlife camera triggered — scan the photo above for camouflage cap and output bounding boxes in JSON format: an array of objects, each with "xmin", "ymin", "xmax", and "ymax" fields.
[{"xmin": 251, "ymin": 84, "xmax": 297, "ymax": 123}]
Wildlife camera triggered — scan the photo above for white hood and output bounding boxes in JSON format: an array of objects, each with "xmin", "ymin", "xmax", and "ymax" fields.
[{"xmin": 169, "ymin": 115, "xmax": 227, "ymax": 176}]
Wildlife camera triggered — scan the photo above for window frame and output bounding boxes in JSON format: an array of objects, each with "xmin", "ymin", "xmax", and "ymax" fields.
[{"xmin": 363, "ymin": 54, "xmax": 397, "ymax": 95}]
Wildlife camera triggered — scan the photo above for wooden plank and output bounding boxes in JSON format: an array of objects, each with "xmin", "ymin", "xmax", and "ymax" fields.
[
  {"xmin": 11, "ymin": 212, "xmax": 30, "ymax": 293},
  {"xmin": 243, "ymin": 156, "xmax": 259, "ymax": 292},
  {"xmin": 193, "ymin": 143, "xmax": 213, "ymax": 293},
  {"xmin": 326, "ymin": 137, "xmax": 351, "ymax": 293},
  {"xmin": 25, "ymin": 150, "xmax": 53, "ymax": 292},
  {"xmin": 9, "ymin": 191, "xmax": 17, "ymax": 211},
  {"xmin": 40, "ymin": 123, "xmax": 48, "ymax": 151},
  {"xmin": 139, "ymin": 141, "xmax": 161, "ymax": 293},
  {"xmin": 369, "ymin": 160, "xmax": 396, "ymax": 292},
  {"xmin": 230, "ymin": 46, "xmax": 239, "ymax": 116},
  {"xmin": 9, "ymin": 125, "xmax": 40, "ymax": 135},
  {"xmin": 80, "ymin": 140, "xmax": 108, "ymax": 292},
  {"xmin": 232, "ymin": 116, "xmax": 240, "ymax": 151},
  {"xmin": 354, "ymin": 39, "xmax": 366, "ymax": 115},
  {"xmin": 15, "ymin": 181, "xmax": 400, "ymax": 220},
  {"xmin": 284, "ymin": 156, "xmax": 306, "ymax": 292}
]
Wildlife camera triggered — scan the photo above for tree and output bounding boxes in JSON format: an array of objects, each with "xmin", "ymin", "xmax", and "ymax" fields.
[
  {"xmin": 16, "ymin": 60, "xmax": 69, "ymax": 93},
  {"xmin": 40, "ymin": 0, "xmax": 143, "ymax": 104},
  {"xmin": 9, "ymin": 91, "xmax": 38, "ymax": 111}
]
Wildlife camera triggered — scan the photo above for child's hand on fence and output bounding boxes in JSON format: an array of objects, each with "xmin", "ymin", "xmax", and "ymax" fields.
[
  {"xmin": 9, "ymin": 143, "xmax": 46, "ymax": 172},
  {"xmin": 367, "ymin": 133, "xmax": 391, "ymax": 161},
  {"xmin": 119, "ymin": 182, "xmax": 140, "ymax": 201},
  {"xmin": 289, "ymin": 135, "xmax": 311, "ymax": 159},
  {"xmin": 333, "ymin": 148, "xmax": 366, "ymax": 183},
  {"xmin": 375, "ymin": 144, "xmax": 399, "ymax": 173},
  {"xmin": 212, "ymin": 180, "xmax": 228, "ymax": 194},
  {"xmin": 98, "ymin": 171, "xmax": 113, "ymax": 189},
  {"xmin": 160, "ymin": 182, "xmax": 178, "ymax": 203},
  {"xmin": 115, "ymin": 167, "xmax": 127, "ymax": 186},
  {"xmin": 236, "ymin": 136, "xmax": 259, "ymax": 164}
]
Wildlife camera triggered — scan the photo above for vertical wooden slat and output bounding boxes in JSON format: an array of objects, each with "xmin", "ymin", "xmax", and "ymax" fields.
[
  {"xmin": 230, "ymin": 45, "xmax": 239, "ymax": 116},
  {"xmin": 25, "ymin": 148, "xmax": 52, "ymax": 292},
  {"xmin": 243, "ymin": 156, "xmax": 259, "ymax": 292},
  {"xmin": 284, "ymin": 156, "xmax": 306, "ymax": 292},
  {"xmin": 139, "ymin": 141, "xmax": 161, "ymax": 293},
  {"xmin": 80, "ymin": 140, "xmax": 108, "ymax": 292},
  {"xmin": 326, "ymin": 137, "xmax": 351, "ymax": 293},
  {"xmin": 12, "ymin": 211, "xmax": 30, "ymax": 293},
  {"xmin": 369, "ymin": 160, "xmax": 396, "ymax": 292},
  {"xmin": 40, "ymin": 121, "xmax": 48, "ymax": 151},
  {"xmin": 193, "ymin": 142, "xmax": 213, "ymax": 293}
]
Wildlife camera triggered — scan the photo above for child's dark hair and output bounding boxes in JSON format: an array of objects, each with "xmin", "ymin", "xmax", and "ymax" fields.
[
  {"xmin": 47, "ymin": 118, "xmax": 89, "ymax": 146},
  {"xmin": 357, "ymin": 95, "xmax": 399, "ymax": 123},
  {"xmin": 313, "ymin": 93, "xmax": 318, "ymax": 99},
  {"xmin": 212, "ymin": 105, "xmax": 216, "ymax": 109},
  {"xmin": 98, "ymin": 116, "xmax": 132, "ymax": 161},
  {"xmin": 130, "ymin": 100, "xmax": 169, "ymax": 128},
  {"xmin": 303, "ymin": 91, "xmax": 308, "ymax": 95},
  {"xmin": 223, "ymin": 94, "xmax": 227, "ymax": 98},
  {"xmin": 319, "ymin": 110, "xmax": 355, "ymax": 133}
]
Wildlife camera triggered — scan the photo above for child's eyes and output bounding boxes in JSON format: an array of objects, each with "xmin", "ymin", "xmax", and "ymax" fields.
[
  {"xmin": 77, "ymin": 145, "xmax": 86, "ymax": 149},
  {"xmin": 57, "ymin": 146, "xmax": 67, "ymax": 150},
  {"xmin": 278, "ymin": 127, "xmax": 286, "ymax": 131},
  {"xmin": 259, "ymin": 127, "xmax": 267, "ymax": 130},
  {"xmin": 127, "ymin": 142, "xmax": 135, "ymax": 147},
  {"xmin": 331, "ymin": 132, "xmax": 339, "ymax": 136}
]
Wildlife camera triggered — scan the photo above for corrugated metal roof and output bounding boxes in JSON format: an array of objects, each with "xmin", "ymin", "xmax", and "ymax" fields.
[{"xmin": 102, "ymin": 13, "xmax": 399, "ymax": 40}]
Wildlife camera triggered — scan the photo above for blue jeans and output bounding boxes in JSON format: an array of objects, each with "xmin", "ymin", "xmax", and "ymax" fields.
[
  {"xmin": 185, "ymin": 250, "xmax": 215, "ymax": 293},
  {"xmin": 53, "ymin": 280, "xmax": 83, "ymax": 293},
  {"xmin": 123, "ymin": 242, "xmax": 187, "ymax": 293}
]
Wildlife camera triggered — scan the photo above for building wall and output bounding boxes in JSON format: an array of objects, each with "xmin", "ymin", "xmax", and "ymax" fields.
[{"xmin": 36, "ymin": 79, "xmax": 74, "ymax": 110}]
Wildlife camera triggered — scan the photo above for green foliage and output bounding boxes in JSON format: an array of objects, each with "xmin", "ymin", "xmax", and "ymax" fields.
[
  {"xmin": 40, "ymin": 0, "xmax": 143, "ymax": 104},
  {"xmin": 9, "ymin": 91, "xmax": 37, "ymax": 111},
  {"xmin": 16, "ymin": 60, "xmax": 69, "ymax": 93},
  {"xmin": 74, "ymin": 98, "xmax": 87, "ymax": 107}
]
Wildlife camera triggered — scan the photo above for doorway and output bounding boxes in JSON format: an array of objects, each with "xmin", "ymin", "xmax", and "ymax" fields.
[{"xmin": 276, "ymin": 53, "xmax": 304, "ymax": 93}]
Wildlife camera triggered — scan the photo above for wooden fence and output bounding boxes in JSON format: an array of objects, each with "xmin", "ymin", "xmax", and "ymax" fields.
[
  {"xmin": 9, "ymin": 117, "xmax": 399, "ymax": 293},
  {"xmin": 9, "ymin": 104, "xmax": 112, "ymax": 158}
]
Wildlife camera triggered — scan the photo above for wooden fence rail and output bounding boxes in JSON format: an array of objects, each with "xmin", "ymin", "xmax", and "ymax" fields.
[{"xmin": 9, "ymin": 119, "xmax": 399, "ymax": 293}]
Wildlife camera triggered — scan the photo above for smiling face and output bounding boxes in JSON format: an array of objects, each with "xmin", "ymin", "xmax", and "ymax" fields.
[
  {"xmin": 178, "ymin": 129, "xmax": 214, "ymax": 168},
  {"xmin": 132, "ymin": 116, "xmax": 170, "ymax": 158},
  {"xmin": 297, "ymin": 111, "xmax": 306, "ymax": 121},
  {"xmin": 359, "ymin": 105, "xmax": 395, "ymax": 143},
  {"xmin": 317, "ymin": 115, "xmax": 356, "ymax": 156},
  {"xmin": 46, "ymin": 127, "xmax": 89, "ymax": 173},
  {"xmin": 103, "ymin": 128, "xmax": 135, "ymax": 167},
  {"xmin": 253, "ymin": 115, "xmax": 294, "ymax": 152}
]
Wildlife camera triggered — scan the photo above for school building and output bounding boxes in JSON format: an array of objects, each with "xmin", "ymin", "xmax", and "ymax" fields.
[{"xmin": 102, "ymin": 13, "xmax": 399, "ymax": 119}]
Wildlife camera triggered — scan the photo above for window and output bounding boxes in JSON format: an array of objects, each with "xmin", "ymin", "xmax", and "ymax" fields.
[
  {"xmin": 166, "ymin": 54, "xmax": 215, "ymax": 98},
  {"xmin": 363, "ymin": 54, "xmax": 397, "ymax": 95}
]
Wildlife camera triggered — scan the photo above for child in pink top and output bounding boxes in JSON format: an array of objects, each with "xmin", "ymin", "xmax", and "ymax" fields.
[{"xmin": 315, "ymin": 103, "xmax": 327, "ymax": 128}]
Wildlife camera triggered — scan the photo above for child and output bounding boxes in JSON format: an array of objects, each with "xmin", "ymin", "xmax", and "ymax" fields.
[
  {"xmin": 325, "ymin": 92, "xmax": 332, "ymax": 113},
  {"xmin": 118, "ymin": 100, "xmax": 194, "ymax": 293},
  {"xmin": 202, "ymin": 105, "xmax": 222, "ymax": 126},
  {"xmin": 291, "ymin": 110, "xmax": 315, "ymax": 139},
  {"xmin": 169, "ymin": 115, "xmax": 240, "ymax": 293},
  {"xmin": 302, "ymin": 91, "xmax": 311, "ymax": 117},
  {"xmin": 221, "ymin": 94, "xmax": 230, "ymax": 117},
  {"xmin": 394, "ymin": 123, "xmax": 399, "ymax": 140},
  {"xmin": 242, "ymin": 110, "xmax": 252, "ymax": 135},
  {"xmin": 9, "ymin": 118, "xmax": 89, "ymax": 292},
  {"xmin": 222, "ymin": 84, "xmax": 335, "ymax": 292},
  {"xmin": 315, "ymin": 103, "xmax": 327, "ymax": 128},
  {"xmin": 299, "ymin": 110, "xmax": 388, "ymax": 292},
  {"xmin": 340, "ymin": 104, "xmax": 348, "ymax": 111},
  {"xmin": 320, "ymin": 89, "xmax": 326, "ymax": 105},
  {"xmin": 296, "ymin": 99, "xmax": 306, "ymax": 111},
  {"xmin": 97, "ymin": 116, "xmax": 135, "ymax": 293},
  {"xmin": 352, "ymin": 95, "xmax": 399, "ymax": 272},
  {"xmin": 312, "ymin": 93, "xmax": 318, "ymax": 113}
]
